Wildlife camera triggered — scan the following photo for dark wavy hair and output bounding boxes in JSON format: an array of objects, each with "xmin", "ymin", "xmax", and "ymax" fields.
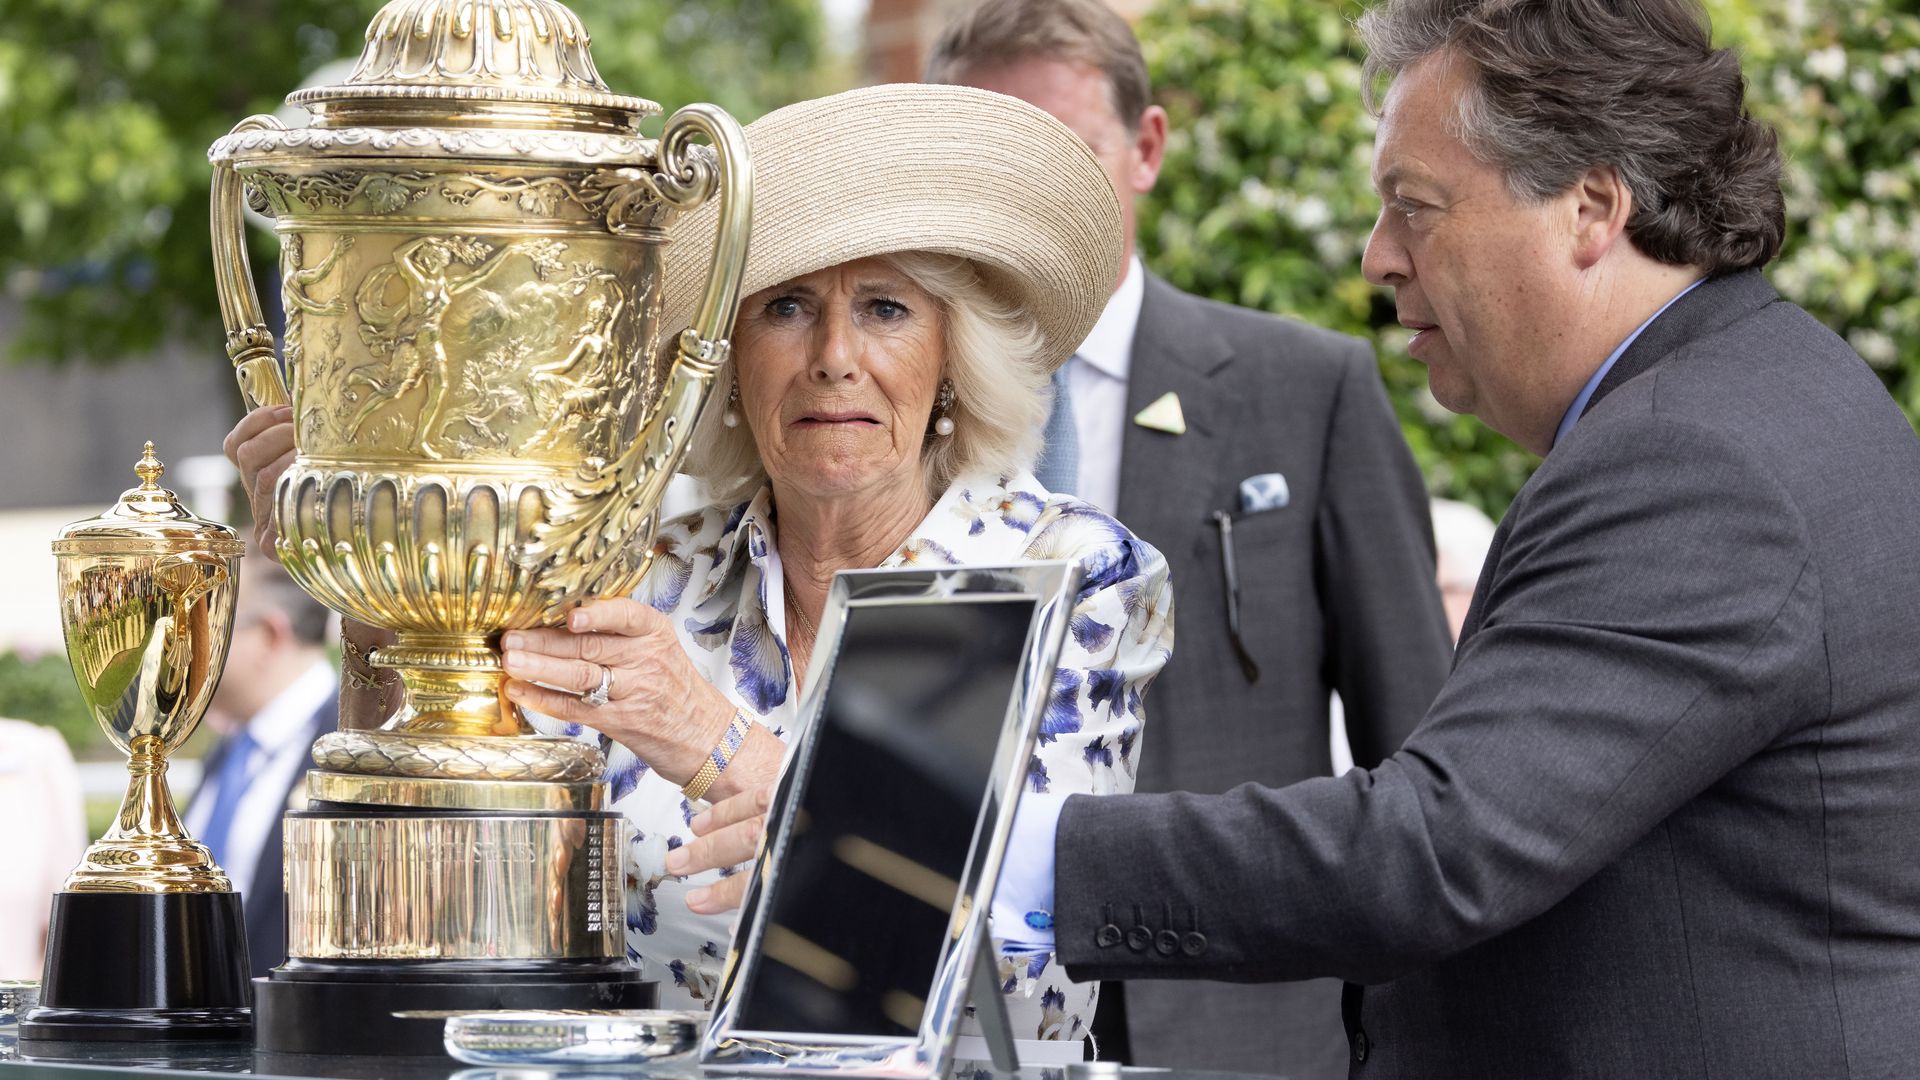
[{"xmin": 1358, "ymin": 0, "xmax": 1785, "ymax": 274}]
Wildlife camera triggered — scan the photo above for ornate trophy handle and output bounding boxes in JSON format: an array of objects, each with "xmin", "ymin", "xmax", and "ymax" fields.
[
  {"xmin": 655, "ymin": 103, "xmax": 754, "ymax": 358},
  {"xmin": 211, "ymin": 114, "xmax": 291, "ymax": 410},
  {"xmin": 523, "ymin": 104, "xmax": 752, "ymax": 604}
]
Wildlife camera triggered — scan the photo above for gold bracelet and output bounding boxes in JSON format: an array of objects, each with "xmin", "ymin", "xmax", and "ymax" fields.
[
  {"xmin": 683, "ymin": 710, "xmax": 755, "ymax": 803},
  {"xmin": 340, "ymin": 629, "xmax": 396, "ymax": 691}
]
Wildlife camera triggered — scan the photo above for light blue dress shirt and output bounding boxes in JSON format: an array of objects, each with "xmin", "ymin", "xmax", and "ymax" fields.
[{"xmin": 1552, "ymin": 278, "xmax": 1705, "ymax": 448}]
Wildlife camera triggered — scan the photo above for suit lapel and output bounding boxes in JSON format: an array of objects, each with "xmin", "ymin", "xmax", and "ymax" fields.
[
  {"xmin": 1116, "ymin": 274, "xmax": 1234, "ymax": 552},
  {"xmin": 1465, "ymin": 272, "xmax": 1782, "ymax": 649},
  {"xmin": 1582, "ymin": 269, "xmax": 1779, "ymax": 418}
]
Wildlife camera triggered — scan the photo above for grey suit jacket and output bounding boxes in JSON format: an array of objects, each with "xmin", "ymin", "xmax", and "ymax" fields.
[
  {"xmin": 1058, "ymin": 270, "xmax": 1920, "ymax": 1079},
  {"xmin": 1112, "ymin": 276, "xmax": 1451, "ymax": 1075}
]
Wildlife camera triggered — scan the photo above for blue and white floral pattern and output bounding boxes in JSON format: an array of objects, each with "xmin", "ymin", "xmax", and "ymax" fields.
[{"xmin": 533, "ymin": 468, "xmax": 1173, "ymax": 1046}]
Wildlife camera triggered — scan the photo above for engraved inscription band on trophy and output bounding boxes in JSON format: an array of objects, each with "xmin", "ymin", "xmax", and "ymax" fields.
[{"xmin": 282, "ymin": 815, "xmax": 624, "ymax": 960}]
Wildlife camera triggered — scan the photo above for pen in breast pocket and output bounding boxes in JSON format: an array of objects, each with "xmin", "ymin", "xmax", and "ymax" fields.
[{"xmin": 1212, "ymin": 511, "xmax": 1262, "ymax": 683}]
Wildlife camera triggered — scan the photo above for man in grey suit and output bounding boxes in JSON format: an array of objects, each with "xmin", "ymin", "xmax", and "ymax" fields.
[
  {"xmin": 684, "ymin": 0, "xmax": 1920, "ymax": 1072},
  {"xmin": 926, "ymin": 1, "xmax": 1453, "ymax": 1073},
  {"xmin": 980, "ymin": 1, "xmax": 1920, "ymax": 1076}
]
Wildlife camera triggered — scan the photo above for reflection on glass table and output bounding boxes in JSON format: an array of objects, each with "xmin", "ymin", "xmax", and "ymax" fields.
[{"xmin": 1, "ymin": 1030, "xmax": 1288, "ymax": 1080}]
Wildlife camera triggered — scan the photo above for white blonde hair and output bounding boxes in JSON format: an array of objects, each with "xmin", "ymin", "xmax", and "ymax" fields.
[{"xmin": 680, "ymin": 251, "xmax": 1051, "ymax": 502}]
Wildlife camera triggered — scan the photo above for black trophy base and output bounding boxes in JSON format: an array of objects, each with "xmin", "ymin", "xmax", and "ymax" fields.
[
  {"xmin": 19, "ymin": 890, "xmax": 252, "ymax": 1043},
  {"xmin": 254, "ymin": 957, "xmax": 655, "ymax": 1057}
]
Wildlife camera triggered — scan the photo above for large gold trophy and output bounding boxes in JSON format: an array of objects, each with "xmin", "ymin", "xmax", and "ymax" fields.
[
  {"xmin": 20, "ymin": 445, "xmax": 251, "ymax": 1042},
  {"xmin": 205, "ymin": 0, "xmax": 751, "ymax": 1055}
]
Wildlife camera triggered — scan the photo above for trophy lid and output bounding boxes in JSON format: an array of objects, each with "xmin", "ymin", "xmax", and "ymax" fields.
[
  {"xmin": 52, "ymin": 442, "xmax": 246, "ymax": 556},
  {"xmin": 286, "ymin": 0, "xmax": 660, "ymax": 134}
]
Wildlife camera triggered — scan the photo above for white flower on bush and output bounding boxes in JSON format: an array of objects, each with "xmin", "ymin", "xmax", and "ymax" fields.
[
  {"xmin": 1851, "ymin": 329, "xmax": 1898, "ymax": 371},
  {"xmin": 1806, "ymin": 45, "xmax": 1847, "ymax": 81},
  {"xmin": 1290, "ymin": 195, "xmax": 1332, "ymax": 232}
]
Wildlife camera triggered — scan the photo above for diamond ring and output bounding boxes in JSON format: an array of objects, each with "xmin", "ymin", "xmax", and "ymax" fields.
[{"xmin": 582, "ymin": 664, "xmax": 613, "ymax": 707}]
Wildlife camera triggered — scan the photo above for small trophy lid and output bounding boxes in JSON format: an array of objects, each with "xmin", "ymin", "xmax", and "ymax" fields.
[{"xmin": 52, "ymin": 442, "xmax": 246, "ymax": 556}]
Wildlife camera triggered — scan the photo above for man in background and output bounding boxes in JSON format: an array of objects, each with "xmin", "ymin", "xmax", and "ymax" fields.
[
  {"xmin": 928, "ymin": 3, "xmax": 1453, "ymax": 1074},
  {"xmin": 186, "ymin": 555, "xmax": 336, "ymax": 979}
]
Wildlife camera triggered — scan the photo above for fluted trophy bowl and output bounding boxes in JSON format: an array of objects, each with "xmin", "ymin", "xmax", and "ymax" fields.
[{"xmin": 208, "ymin": 0, "xmax": 751, "ymax": 782}]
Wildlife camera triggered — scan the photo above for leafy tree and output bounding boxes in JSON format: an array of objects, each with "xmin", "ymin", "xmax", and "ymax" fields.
[
  {"xmin": 1137, "ymin": 0, "xmax": 1920, "ymax": 515},
  {"xmin": 0, "ymin": 0, "xmax": 825, "ymax": 366}
]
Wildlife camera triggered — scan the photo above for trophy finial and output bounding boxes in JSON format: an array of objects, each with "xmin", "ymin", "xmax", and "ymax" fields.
[
  {"xmin": 284, "ymin": 0, "xmax": 660, "ymax": 132},
  {"xmin": 135, "ymin": 441, "xmax": 165, "ymax": 490}
]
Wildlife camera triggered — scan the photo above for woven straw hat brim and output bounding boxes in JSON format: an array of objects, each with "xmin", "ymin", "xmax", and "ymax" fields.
[{"xmin": 662, "ymin": 83, "xmax": 1124, "ymax": 374}]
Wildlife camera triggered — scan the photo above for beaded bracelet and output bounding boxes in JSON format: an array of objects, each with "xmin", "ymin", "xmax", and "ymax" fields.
[{"xmin": 682, "ymin": 710, "xmax": 755, "ymax": 802}]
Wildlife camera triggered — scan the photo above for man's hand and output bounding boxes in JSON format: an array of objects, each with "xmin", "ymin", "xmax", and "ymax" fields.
[
  {"xmin": 667, "ymin": 782, "xmax": 775, "ymax": 914},
  {"xmin": 222, "ymin": 404, "xmax": 295, "ymax": 560}
]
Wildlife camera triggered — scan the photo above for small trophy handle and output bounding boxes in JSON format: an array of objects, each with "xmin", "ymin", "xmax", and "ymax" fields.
[
  {"xmin": 655, "ymin": 103, "xmax": 754, "ymax": 364},
  {"xmin": 211, "ymin": 114, "xmax": 291, "ymax": 410}
]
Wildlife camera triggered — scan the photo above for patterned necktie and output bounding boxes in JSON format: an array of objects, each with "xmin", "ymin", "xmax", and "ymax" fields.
[
  {"xmin": 1035, "ymin": 364, "xmax": 1080, "ymax": 495},
  {"xmin": 198, "ymin": 728, "xmax": 257, "ymax": 872}
]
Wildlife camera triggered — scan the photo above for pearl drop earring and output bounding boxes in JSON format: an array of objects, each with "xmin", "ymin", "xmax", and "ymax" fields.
[
  {"xmin": 933, "ymin": 378, "xmax": 956, "ymax": 437},
  {"xmin": 723, "ymin": 379, "xmax": 740, "ymax": 428}
]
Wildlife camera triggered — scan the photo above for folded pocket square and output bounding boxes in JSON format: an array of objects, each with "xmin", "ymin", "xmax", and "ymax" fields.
[{"xmin": 1239, "ymin": 472, "xmax": 1290, "ymax": 513}]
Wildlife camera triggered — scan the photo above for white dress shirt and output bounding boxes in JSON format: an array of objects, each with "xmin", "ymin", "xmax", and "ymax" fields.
[
  {"xmin": 1063, "ymin": 255, "xmax": 1146, "ymax": 515},
  {"xmin": 185, "ymin": 660, "xmax": 335, "ymax": 896}
]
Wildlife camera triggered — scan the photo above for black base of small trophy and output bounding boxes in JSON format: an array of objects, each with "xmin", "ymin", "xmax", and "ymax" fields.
[
  {"xmin": 253, "ymin": 957, "xmax": 655, "ymax": 1056},
  {"xmin": 18, "ymin": 890, "xmax": 252, "ymax": 1043}
]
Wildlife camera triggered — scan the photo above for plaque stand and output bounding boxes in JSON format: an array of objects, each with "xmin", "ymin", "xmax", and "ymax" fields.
[{"xmin": 968, "ymin": 926, "xmax": 1021, "ymax": 1075}]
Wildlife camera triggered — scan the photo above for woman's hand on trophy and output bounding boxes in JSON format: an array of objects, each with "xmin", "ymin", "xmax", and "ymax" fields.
[
  {"xmin": 673, "ymin": 783, "xmax": 776, "ymax": 914},
  {"xmin": 221, "ymin": 404, "xmax": 295, "ymax": 561},
  {"xmin": 500, "ymin": 598, "xmax": 780, "ymax": 791}
]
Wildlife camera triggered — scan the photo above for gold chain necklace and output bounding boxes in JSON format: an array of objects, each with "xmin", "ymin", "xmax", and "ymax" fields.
[{"xmin": 783, "ymin": 577, "xmax": 817, "ymax": 639}]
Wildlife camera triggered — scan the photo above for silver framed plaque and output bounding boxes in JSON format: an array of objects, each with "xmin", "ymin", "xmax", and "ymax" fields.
[{"xmin": 701, "ymin": 562, "xmax": 1082, "ymax": 1077}]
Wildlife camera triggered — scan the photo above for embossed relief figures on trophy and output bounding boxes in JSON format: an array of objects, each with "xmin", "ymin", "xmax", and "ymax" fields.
[
  {"xmin": 344, "ymin": 235, "xmax": 539, "ymax": 459},
  {"xmin": 293, "ymin": 232, "xmax": 654, "ymax": 464},
  {"xmin": 280, "ymin": 232, "xmax": 355, "ymax": 444}
]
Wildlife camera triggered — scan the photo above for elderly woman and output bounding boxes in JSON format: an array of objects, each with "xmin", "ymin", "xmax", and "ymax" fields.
[{"xmin": 225, "ymin": 84, "xmax": 1171, "ymax": 1045}]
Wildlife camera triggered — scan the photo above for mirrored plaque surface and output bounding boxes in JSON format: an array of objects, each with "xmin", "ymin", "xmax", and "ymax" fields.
[{"xmin": 703, "ymin": 562, "xmax": 1080, "ymax": 1077}]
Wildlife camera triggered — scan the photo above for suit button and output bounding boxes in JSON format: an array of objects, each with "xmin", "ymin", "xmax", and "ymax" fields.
[
  {"xmin": 1095, "ymin": 924, "xmax": 1122, "ymax": 949},
  {"xmin": 1125, "ymin": 926, "xmax": 1152, "ymax": 952},
  {"xmin": 1180, "ymin": 931, "xmax": 1207, "ymax": 956},
  {"xmin": 1154, "ymin": 929, "xmax": 1179, "ymax": 956},
  {"xmin": 1352, "ymin": 1029, "xmax": 1370, "ymax": 1064}
]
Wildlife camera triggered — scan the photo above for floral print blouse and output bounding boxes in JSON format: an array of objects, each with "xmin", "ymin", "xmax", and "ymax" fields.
[{"xmin": 532, "ymin": 468, "xmax": 1173, "ymax": 1045}]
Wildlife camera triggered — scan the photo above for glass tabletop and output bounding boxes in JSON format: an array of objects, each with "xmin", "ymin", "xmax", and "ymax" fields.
[{"xmin": 0, "ymin": 1032, "xmax": 1284, "ymax": 1080}]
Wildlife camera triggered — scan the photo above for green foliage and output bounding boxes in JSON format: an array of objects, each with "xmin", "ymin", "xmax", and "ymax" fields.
[
  {"xmin": 1709, "ymin": 1, "xmax": 1920, "ymax": 417},
  {"xmin": 1137, "ymin": 0, "xmax": 1920, "ymax": 515},
  {"xmin": 0, "ymin": 650, "xmax": 96, "ymax": 754},
  {"xmin": 0, "ymin": 0, "xmax": 825, "ymax": 366}
]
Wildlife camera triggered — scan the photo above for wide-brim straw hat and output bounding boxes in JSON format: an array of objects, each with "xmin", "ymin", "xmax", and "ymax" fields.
[{"xmin": 661, "ymin": 83, "xmax": 1124, "ymax": 375}]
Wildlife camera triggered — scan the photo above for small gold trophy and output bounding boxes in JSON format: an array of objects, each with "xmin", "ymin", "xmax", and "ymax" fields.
[
  {"xmin": 205, "ymin": 0, "xmax": 750, "ymax": 1055},
  {"xmin": 19, "ymin": 443, "xmax": 250, "ymax": 1042}
]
